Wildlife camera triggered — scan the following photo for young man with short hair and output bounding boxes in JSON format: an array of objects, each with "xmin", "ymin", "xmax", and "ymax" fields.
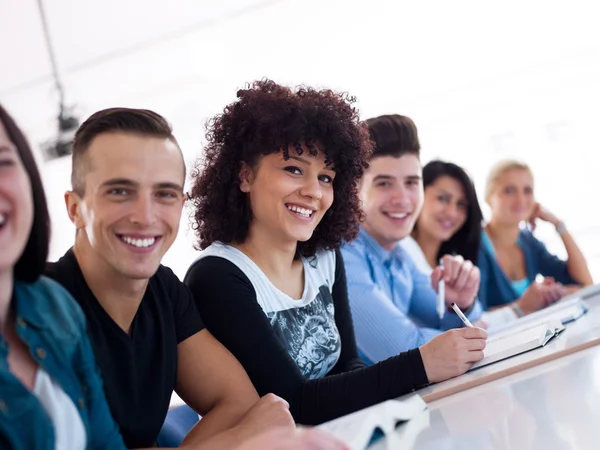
[
  {"xmin": 46, "ymin": 108, "xmax": 293, "ymax": 449},
  {"xmin": 341, "ymin": 114, "xmax": 484, "ymax": 365}
]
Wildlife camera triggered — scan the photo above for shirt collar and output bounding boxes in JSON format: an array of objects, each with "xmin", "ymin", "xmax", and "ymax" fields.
[
  {"xmin": 357, "ymin": 227, "xmax": 404, "ymax": 266},
  {"xmin": 14, "ymin": 279, "xmax": 50, "ymax": 330}
]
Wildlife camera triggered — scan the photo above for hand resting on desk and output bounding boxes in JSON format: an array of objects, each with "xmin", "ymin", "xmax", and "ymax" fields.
[{"xmin": 419, "ymin": 327, "xmax": 487, "ymax": 383}]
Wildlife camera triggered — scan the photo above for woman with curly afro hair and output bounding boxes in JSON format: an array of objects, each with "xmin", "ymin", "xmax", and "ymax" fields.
[{"xmin": 184, "ymin": 79, "xmax": 431, "ymax": 426}]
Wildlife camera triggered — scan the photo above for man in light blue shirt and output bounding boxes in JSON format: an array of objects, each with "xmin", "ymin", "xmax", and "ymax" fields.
[{"xmin": 342, "ymin": 114, "xmax": 483, "ymax": 365}]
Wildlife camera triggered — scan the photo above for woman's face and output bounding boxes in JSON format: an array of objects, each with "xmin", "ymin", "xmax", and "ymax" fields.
[
  {"xmin": 418, "ymin": 175, "xmax": 468, "ymax": 242},
  {"xmin": 0, "ymin": 119, "xmax": 34, "ymax": 277},
  {"xmin": 488, "ymin": 169, "xmax": 535, "ymax": 225},
  {"xmin": 241, "ymin": 148, "xmax": 335, "ymax": 245}
]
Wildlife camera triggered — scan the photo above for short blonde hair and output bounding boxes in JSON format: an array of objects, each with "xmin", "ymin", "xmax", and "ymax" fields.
[{"xmin": 485, "ymin": 159, "xmax": 532, "ymax": 203}]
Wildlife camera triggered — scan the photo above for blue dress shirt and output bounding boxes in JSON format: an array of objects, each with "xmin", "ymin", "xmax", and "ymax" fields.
[{"xmin": 341, "ymin": 228, "xmax": 483, "ymax": 365}]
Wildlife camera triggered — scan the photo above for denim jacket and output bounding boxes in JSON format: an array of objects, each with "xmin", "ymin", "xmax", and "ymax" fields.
[{"xmin": 0, "ymin": 277, "xmax": 126, "ymax": 450}]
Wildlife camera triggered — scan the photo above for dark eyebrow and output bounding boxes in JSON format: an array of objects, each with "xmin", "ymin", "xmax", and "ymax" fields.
[
  {"xmin": 100, "ymin": 178, "xmax": 183, "ymax": 192},
  {"xmin": 288, "ymin": 155, "xmax": 311, "ymax": 165},
  {"xmin": 373, "ymin": 174, "xmax": 396, "ymax": 182},
  {"xmin": 287, "ymin": 154, "xmax": 335, "ymax": 171},
  {"xmin": 155, "ymin": 182, "xmax": 184, "ymax": 191},
  {"xmin": 100, "ymin": 178, "xmax": 139, "ymax": 189},
  {"xmin": 406, "ymin": 175, "xmax": 422, "ymax": 181},
  {"xmin": 0, "ymin": 144, "xmax": 15, "ymax": 155}
]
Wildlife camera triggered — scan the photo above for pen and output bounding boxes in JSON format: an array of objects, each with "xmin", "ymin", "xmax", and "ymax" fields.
[
  {"xmin": 437, "ymin": 259, "xmax": 445, "ymax": 320},
  {"xmin": 451, "ymin": 302, "xmax": 474, "ymax": 328}
]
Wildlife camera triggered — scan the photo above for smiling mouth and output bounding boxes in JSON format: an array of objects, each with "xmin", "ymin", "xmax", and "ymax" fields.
[
  {"xmin": 384, "ymin": 212, "xmax": 410, "ymax": 220},
  {"xmin": 117, "ymin": 235, "xmax": 159, "ymax": 249},
  {"xmin": 286, "ymin": 204, "xmax": 315, "ymax": 218},
  {"xmin": 438, "ymin": 220, "xmax": 456, "ymax": 229}
]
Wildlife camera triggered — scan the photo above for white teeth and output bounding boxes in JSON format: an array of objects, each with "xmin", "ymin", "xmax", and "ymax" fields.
[
  {"xmin": 121, "ymin": 236, "xmax": 156, "ymax": 248},
  {"xmin": 0, "ymin": 213, "xmax": 5, "ymax": 227},
  {"xmin": 287, "ymin": 205, "xmax": 313, "ymax": 218},
  {"xmin": 388, "ymin": 212, "xmax": 409, "ymax": 219}
]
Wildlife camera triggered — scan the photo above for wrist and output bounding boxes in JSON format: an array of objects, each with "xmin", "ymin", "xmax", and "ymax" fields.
[
  {"xmin": 510, "ymin": 302, "xmax": 525, "ymax": 318},
  {"xmin": 555, "ymin": 221, "xmax": 567, "ymax": 235}
]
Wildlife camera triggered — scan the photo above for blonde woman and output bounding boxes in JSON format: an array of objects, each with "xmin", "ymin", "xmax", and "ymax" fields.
[{"xmin": 478, "ymin": 160, "xmax": 592, "ymax": 316}]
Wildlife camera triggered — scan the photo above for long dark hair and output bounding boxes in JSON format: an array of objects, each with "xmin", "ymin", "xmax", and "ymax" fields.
[
  {"xmin": 418, "ymin": 160, "xmax": 483, "ymax": 264},
  {"xmin": 0, "ymin": 105, "xmax": 50, "ymax": 282}
]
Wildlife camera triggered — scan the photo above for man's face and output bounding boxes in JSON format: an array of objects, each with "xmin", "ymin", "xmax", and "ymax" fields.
[
  {"xmin": 67, "ymin": 132, "xmax": 185, "ymax": 280},
  {"xmin": 359, "ymin": 154, "xmax": 423, "ymax": 250}
]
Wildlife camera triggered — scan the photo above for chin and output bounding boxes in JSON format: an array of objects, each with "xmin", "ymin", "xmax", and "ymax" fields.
[{"xmin": 115, "ymin": 261, "xmax": 161, "ymax": 280}]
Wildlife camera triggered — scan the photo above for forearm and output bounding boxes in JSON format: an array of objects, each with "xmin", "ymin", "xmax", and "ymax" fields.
[
  {"xmin": 560, "ymin": 229, "xmax": 593, "ymax": 285},
  {"xmin": 181, "ymin": 400, "xmax": 252, "ymax": 447}
]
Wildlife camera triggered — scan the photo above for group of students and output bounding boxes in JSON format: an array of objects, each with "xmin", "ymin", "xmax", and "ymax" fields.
[{"xmin": 0, "ymin": 78, "xmax": 591, "ymax": 449}]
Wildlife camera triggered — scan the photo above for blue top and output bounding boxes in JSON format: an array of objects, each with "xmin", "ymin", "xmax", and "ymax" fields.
[
  {"xmin": 481, "ymin": 232, "xmax": 531, "ymax": 296},
  {"xmin": 0, "ymin": 277, "xmax": 126, "ymax": 450},
  {"xmin": 341, "ymin": 227, "xmax": 483, "ymax": 365},
  {"xmin": 477, "ymin": 230, "xmax": 576, "ymax": 309}
]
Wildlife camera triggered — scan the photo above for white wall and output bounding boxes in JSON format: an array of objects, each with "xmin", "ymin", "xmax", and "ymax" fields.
[{"xmin": 2, "ymin": 0, "xmax": 599, "ymax": 279}]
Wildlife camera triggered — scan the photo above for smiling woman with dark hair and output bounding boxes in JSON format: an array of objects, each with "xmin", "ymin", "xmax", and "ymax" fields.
[
  {"xmin": 0, "ymin": 105, "xmax": 126, "ymax": 449},
  {"xmin": 405, "ymin": 160, "xmax": 483, "ymax": 269},
  {"xmin": 184, "ymin": 80, "xmax": 482, "ymax": 426}
]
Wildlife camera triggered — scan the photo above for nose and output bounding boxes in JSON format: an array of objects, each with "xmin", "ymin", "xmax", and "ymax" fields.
[
  {"xmin": 129, "ymin": 194, "xmax": 157, "ymax": 226},
  {"xmin": 389, "ymin": 185, "xmax": 410, "ymax": 207},
  {"xmin": 299, "ymin": 177, "xmax": 323, "ymax": 201},
  {"xmin": 446, "ymin": 203, "xmax": 461, "ymax": 219}
]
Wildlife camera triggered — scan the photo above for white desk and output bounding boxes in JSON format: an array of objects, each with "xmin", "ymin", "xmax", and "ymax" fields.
[
  {"xmin": 414, "ymin": 298, "xmax": 600, "ymax": 403},
  {"xmin": 372, "ymin": 345, "xmax": 600, "ymax": 449}
]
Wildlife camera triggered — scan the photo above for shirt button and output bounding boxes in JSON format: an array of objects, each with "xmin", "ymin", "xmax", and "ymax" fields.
[
  {"xmin": 16, "ymin": 317, "xmax": 26, "ymax": 328},
  {"xmin": 78, "ymin": 398, "xmax": 85, "ymax": 409},
  {"xmin": 36, "ymin": 348, "xmax": 47, "ymax": 359},
  {"xmin": 0, "ymin": 400, "xmax": 7, "ymax": 413}
]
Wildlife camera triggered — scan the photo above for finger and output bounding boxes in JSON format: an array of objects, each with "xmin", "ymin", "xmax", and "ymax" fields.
[
  {"xmin": 465, "ymin": 338, "xmax": 487, "ymax": 352},
  {"xmin": 466, "ymin": 350, "xmax": 485, "ymax": 362},
  {"xmin": 443, "ymin": 258, "xmax": 460, "ymax": 282},
  {"xmin": 460, "ymin": 326, "xmax": 488, "ymax": 340},
  {"xmin": 464, "ymin": 265, "xmax": 481, "ymax": 291},
  {"xmin": 453, "ymin": 261, "xmax": 474, "ymax": 291},
  {"xmin": 430, "ymin": 267, "xmax": 443, "ymax": 292}
]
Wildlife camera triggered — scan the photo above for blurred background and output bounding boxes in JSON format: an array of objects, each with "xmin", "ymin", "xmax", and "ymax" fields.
[{"xmin": 2, "ymin": 0, "xmax": 599, "ymax": 279}]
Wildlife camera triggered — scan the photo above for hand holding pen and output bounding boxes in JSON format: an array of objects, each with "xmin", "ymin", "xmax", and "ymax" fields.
[{"xmin": 431, "ymin": 254, "xmax": 480, "ymax": 312}]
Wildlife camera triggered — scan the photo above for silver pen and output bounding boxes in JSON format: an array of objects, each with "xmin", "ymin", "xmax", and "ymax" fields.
[{"xmin": 437, "ymin": 258, "xmax": 445, "ymax": 320}]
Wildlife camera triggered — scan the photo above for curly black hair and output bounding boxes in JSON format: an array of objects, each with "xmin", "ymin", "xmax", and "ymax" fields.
[{"xmin": 189, "ymin": 79, "xmax": 373, "ymax": 257}]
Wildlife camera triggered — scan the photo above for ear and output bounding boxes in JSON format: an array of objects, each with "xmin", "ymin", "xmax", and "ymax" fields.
[
  {"xmin": 64, "ymin": 191, "xmax": 86, "ymax": 229},
  {"xmin": 238, "ymin": 162, "xmax": 254, "ymax": 193}
]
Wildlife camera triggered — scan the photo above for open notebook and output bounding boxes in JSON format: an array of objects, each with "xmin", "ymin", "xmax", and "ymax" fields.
[
  {"xmin": 317, "ymin": 395, "xmax": 427, "ymax": 450},
  {"xmin": 470, "ymin": 319, "xmax": 565, "ymax": 370},
  {"xmin": 488, "ymin": 296, "xmax": 588, "ymax": 336}
]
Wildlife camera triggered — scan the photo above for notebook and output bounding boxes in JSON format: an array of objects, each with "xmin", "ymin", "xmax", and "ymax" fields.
[
  {"xmin": 488, "ymin": 297, "xmax": 588, "ymax": 336},
  {"xmin": 317, "ymin": 395, "xmax": 427, "ymax": 450},
  {"xmin": 470, "ymin": 319, "xmax": 565, "ymax": 370}
]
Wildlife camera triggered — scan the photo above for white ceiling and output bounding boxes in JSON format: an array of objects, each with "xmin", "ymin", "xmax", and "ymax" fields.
[{"xmin": 2, "ymin": 0, "xmax": 599, "ymax": 275}]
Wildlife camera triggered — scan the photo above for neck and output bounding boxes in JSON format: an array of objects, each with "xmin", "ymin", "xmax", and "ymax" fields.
[
  {"xmin": 235, "ymin": 224, "xmax": 298, "ymax": 277},
  {"xmin": 485, "ymin": 219, "xmax": 521, "ymax": 249},
  {"xmin": 0, "ymin": 269, "xmax": 13, "ymax": 332},
  {"xmin": 362, "ymin": 225, "xmax": 396, "ymax": 252},
  {"xmin": 73, "ymin": 238, "xmax": 148, "ymax": 333},
  {"xmin": 411, "ymin": 228, "xmax": 442, "ymax": 269}
]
